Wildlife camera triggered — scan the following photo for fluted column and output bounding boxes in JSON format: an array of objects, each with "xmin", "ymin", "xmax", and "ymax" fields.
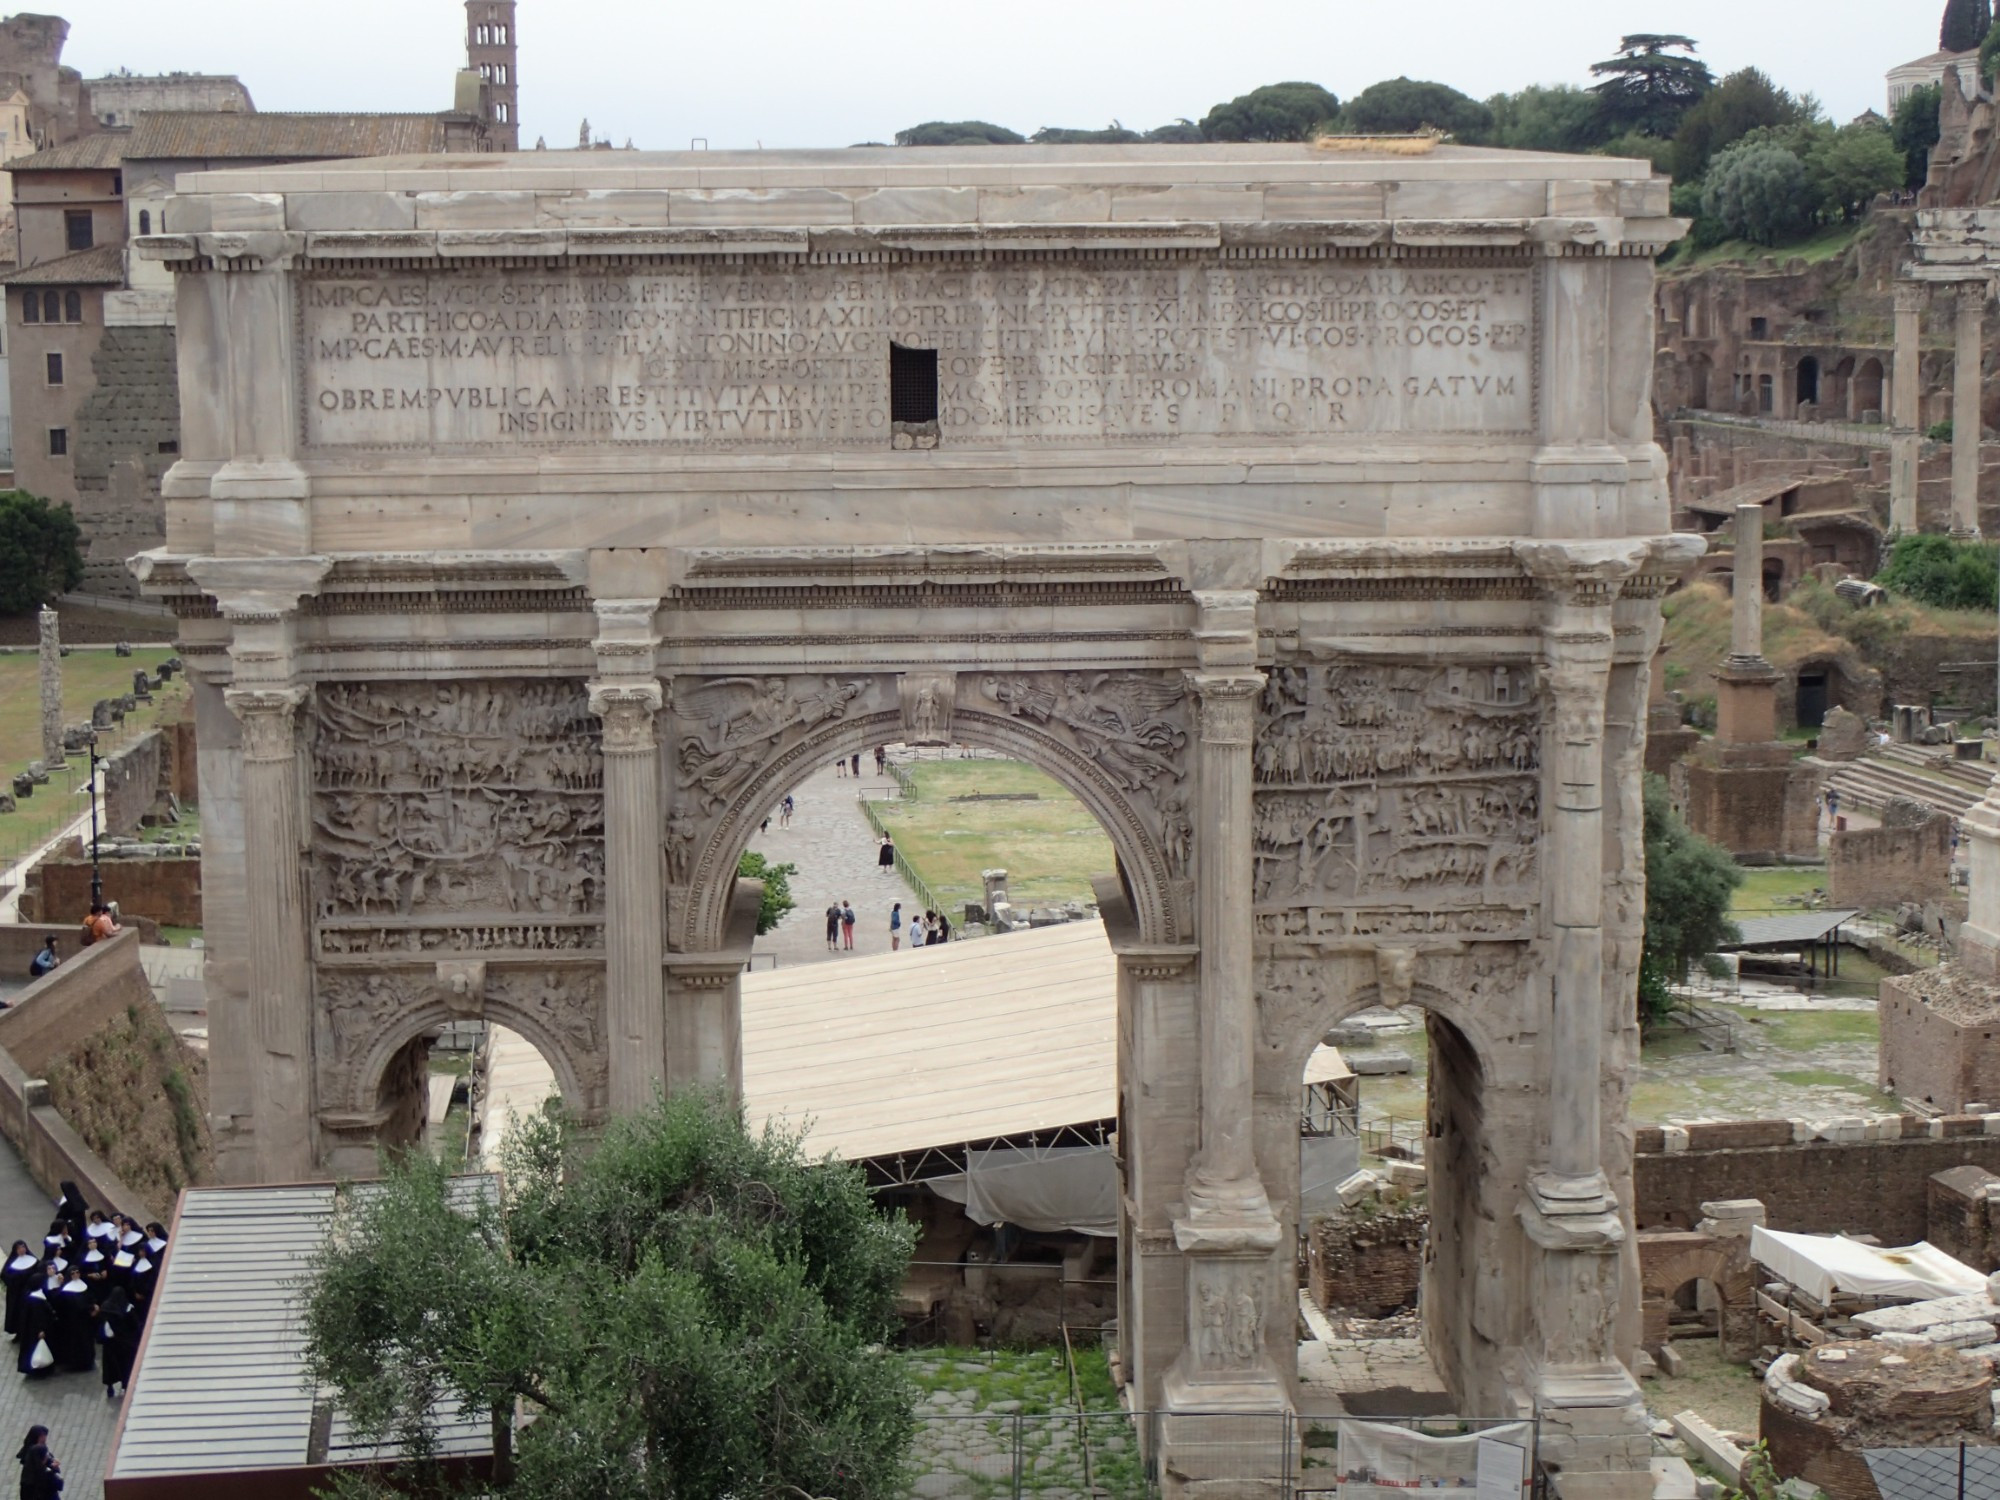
[
  {"xmin": 1538, "ymin": 648, "xmax": 1613, "ymax": 1204},
  {"xmin": 1891, "ymin": 282, "xmax": 1924, "ymax": 534},
  {"xmin": 1729, "ymin": 502, "xmax": 1765, "ymax": 664},
  {"xmin": 1953, "ymin": 281, "xmax": 1985, "ymax": 539},
  {"xmin": 590, "ymin": 680, "xmax": 665, "ymax": 1113},
  {"xmin": 1182, "ymin": 668, "xmax": 1268, "ymax": 1224},
  {"xmin": 225, "ymin": 683, "xmax": 315, "ymax": 1181}
]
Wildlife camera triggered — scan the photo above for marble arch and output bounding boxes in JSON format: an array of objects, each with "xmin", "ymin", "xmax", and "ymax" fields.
[
  {"xmin": 134, "ymin": 143, "xmax": 1700, "ymax": 1497},
  {"xmin": 676, "ymin": 697, "xmax": 1187, "ymax": 954}
]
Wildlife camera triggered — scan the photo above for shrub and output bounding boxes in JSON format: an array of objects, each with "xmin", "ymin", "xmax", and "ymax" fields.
[{"xmin": 1875, "ymin": 532, "xmax": 2000, "ymax": 611}]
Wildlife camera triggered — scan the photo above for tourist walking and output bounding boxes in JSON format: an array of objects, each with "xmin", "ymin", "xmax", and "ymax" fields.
[
  {"xmin": 834, "ymin": 757, "xmax": 847, "ymax": 778},
  {"xmin": 873, "ymin": 746, "xmax": 886, "ymax": 775},
  {"xmin": 780, "ymin": 794, "xmax": 794, "ymax": 828},
  {"xmin": 15, "ymin": 1426, "xmax": 60, "ymax": 1500},
  {"xmin": 850, "ymin": 754, "xmax": 861, "ymax": 778},
  {"xmin": 889, "ymin": 902, "xmax": 903, "ymax": 951},
  {"xmin": 840, "ymin": 901, "xmax": 856, "ymax": 950},
  {"xmin": 878, "ymin": 833, "xmax": 896, "ymax": 873},
  {"xmin": 824, "ymin": 903, "xmax": 841, "ymax": 952},
  {"xmin": 911, "ymin": 912, "xmax": 929, "ymax": 948}
]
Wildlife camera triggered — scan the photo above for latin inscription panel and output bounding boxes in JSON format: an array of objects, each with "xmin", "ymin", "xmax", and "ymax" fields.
[{"xmin": 299, "ymin": 260, "xmax": 1536, "ymax": 450}]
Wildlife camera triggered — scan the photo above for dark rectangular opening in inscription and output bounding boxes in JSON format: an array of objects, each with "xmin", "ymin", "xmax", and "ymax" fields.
[{"xmin": 890, "ymin": 342, "xmax": 939, "ymax": 437}]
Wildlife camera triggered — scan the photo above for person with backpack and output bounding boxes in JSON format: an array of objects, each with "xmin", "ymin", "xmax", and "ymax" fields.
[{"xmin": 26, "ymin": 940, "xmax": 57, "ymax": 982}]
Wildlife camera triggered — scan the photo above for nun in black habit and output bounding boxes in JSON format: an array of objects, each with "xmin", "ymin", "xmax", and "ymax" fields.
[
  {"xmin": 15, "ymin": 1274, "xmax": 55, "ymax": 1379},
  {"xmin": 96, "ymin": 1285, "xmax": 137, "ymax": 1400},
  {"xmin": 0, "ymin": 1246, "xmax": 35, "ymax": 1342},
  {"xmin": 51, "ymin": 1184, "xmax": 86, "ymax": 1246},
  {"xmin": 50, "ymin": 1271, "xmax": 91, "ymax": 1374}
]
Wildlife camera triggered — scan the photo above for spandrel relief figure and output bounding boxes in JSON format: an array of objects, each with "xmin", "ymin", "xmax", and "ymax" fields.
[
  {"xmin": 671, "ymin": 676, "xmax": 873, "ymax": 811},
  {"xmin": 980, "ymin": 671, "xmax": 1190, "ymax": 796}
]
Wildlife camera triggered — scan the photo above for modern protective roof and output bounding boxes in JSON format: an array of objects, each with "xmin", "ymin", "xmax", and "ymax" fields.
[
  {"xmin": 1719, "ymin": 910, "xmax": 1862, "ymax": 950},
  {"xmin": 125, "ymin": 111, "xmax": 452, "ymax": 161},
  {"xmin": 106, "ymin": 1178, "xmax": 495, "ymax": 1495},
  {"xmin": 742, "ymin": 921, "xmax": 1119, "ymax": 1161}
]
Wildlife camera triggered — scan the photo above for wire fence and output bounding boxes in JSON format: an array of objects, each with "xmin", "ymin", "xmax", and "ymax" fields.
[
  {"xmin": 1862, "ymin": 1443, "xmax": 2000, "ymax": 1500},
  {"xmin": 855, "ymin": 791, "xmax": 957, "ymax": 934},
  {"xmin": 897, "ymin": 1413, "xmax": 1543, "ymax": 1500}
]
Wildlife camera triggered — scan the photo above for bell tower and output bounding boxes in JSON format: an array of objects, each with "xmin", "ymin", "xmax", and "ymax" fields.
[{"xmin": 465, "ymin": 0, "xmax": 519, "ymax": 152}]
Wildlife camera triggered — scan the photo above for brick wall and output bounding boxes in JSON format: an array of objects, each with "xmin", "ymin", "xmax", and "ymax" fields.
[
  {"xmin": 1879, "ymin": 977, "xmax": 2000, "ymax": 1114},
  {"xmin": 0, "ymin": 929, "xmax": 153, "ymax": 1076},
  {"xmin": 1927, "ymin": 1164, "xmax": 2000, "ymax": 1270},
  {"xmin": 71, "ymin": 324, "xmax": 178, "ymax": 598},
  {"xmin": 1828, "ymin": 816, "xmax": 1955, "ymax": 910},
  {"xmin": 1635, "ymin": 1116, "xmax": 2000, "ymax": 1243},
  {"xmin": 26, "ymin": 855, "xmax": 200, "ymax": 927},
  {"xmin": 1305, "ymin": 1209, "xmax": 1426, "ymax": 1317}
]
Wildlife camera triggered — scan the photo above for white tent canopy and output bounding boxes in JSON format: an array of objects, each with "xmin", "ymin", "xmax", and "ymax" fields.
[{"xmin": 1750, "ymin": 1226, "xmax": 1988, "ymax": 1304}]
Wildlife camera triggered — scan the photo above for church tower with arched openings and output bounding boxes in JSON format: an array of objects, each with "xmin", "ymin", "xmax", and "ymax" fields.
[{"xmin": 466, "ymin": 1, "xmax": 519, "ymax": 151}]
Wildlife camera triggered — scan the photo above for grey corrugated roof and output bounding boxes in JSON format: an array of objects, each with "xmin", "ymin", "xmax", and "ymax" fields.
[
  {"xmin": 125, "ymin": 111, "xmax": 449, "ymax": 161},
  {"xmin": 1720, "ymin": 910, "xmax": 1863, "ymax": 949},
  {"xmin": 108, "ymin": 1178, "xmax": 496, "ymax": 1485},
  {"xmin": 1864, "ymin": 1446, "xmax": 2000, "ymax": 1500}
]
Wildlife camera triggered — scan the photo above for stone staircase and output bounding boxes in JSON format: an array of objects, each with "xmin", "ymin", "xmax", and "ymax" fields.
[{"xmin": 1822, "ymin": 743, "xmax": 1995, "ymax": 820}]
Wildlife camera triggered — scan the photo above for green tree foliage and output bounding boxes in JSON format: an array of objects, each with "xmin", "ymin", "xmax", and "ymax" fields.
[
  {"xmin": 1640, "ymin": 774, "xmax": 1741, "ymax": 1026},
  {"xmin": 1483, "ymin": 85, "xmax": 1608, "ymax": 153},
  {"xmin": 894, "ymin": 120, "xmax": 1025, "ymax": 146},
  {"xmin": 1337, "ymin": 77, "xmax": 1493, "ymax": 138},
  {"xmin": 0, "ymin": 490, "xmax": 82, "ymax": 616},
  {"xmin": 1199, "ymin": 82, "xmax": 1340, "ymax": 142},
  {"xmin": 1590, "ymin": 34, "xmax": 1715, "ymax": 138},
  {"xmin": 1985, "ymin": 22, "xmax": 2000, "ymax": 82},
  {"xmin": 737, "ymin": 850, "xmax": 797, "ymax": 936},
  {"xmin": 301, "ymin": 1093, "xmax": 919, "ymax": 1500},
  {"xmin": 1875, "ymin": 532, "xmax": 2000, "ymax": 611},
  {"xmin": 1701, "ymin": 138, "xmax": 1815, "ymax": 244},
  {"xmin": 1031, "ymin": 125, "xmax": 1143, "ymax": 144},
  {"xmin": 1944, "ymin": 0, "xmax": 1993, "ymax": 53},
  {"xmin": 1805, "ymin": 121, "xmax": 1906, "ymax": 219},
  {"xmin": 1598, "ymin": 130, "xmax": 1675, "ymax": 173},
  {"xmin": 1893, "ymin": 83, "xmax": 1944, "ymax": 187},
  {"xmin": 1669, "ymin": 68, "xmax": 1809, "ymax": 183},
  {"xmin": 1144, "ymin": 119, "xmax": 1205, "ymax": 143}
]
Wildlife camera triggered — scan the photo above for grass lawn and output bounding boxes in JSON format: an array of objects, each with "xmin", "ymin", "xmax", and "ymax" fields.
[
  {"xmin": 0, "ymin": 649, "xmax": 188, "ymax": 867},
  {"xmin": 870, "ymin": 759, "xmax": 1115, "ymax": 913},
  {"xmin": 1730, "ymin": 865, "xmax": 1827, "ymax": 915},
  {"xmin": 1643, "ymin": 1339, "xmax": 1761, "ymax": 1440}
]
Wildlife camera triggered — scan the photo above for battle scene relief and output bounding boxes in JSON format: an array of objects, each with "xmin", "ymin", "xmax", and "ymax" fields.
[
  {"xmin": 310, "ymin": 680, "xmax": 605, "ymax": 956},
  {"xmin": 1253, "ymin": 662, "xmax": 1542, "ymax": 945}
]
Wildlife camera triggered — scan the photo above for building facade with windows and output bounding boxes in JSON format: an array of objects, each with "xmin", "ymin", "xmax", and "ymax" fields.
[{"xmin": 465, "ymin": 1, "xmax": 518, "ymax": 150}]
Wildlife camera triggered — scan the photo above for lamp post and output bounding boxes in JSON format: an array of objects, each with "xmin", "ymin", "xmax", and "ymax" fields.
[{"xmin": 86, "ymin": 730, "xmax": 101, "ymax": 910}]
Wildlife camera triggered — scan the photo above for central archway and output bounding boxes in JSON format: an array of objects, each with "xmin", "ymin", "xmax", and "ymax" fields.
[{"xmin": 673, "ymin": 694, "xmax": 1190, "ymax": 955}]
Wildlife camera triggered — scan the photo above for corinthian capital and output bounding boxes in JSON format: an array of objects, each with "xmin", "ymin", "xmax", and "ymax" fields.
[
  {"xmin": 588, "ymin": 680, "xmax": 663, "ymax": 755},
  {"xmin": 1186, "ymin": 671, "xmax": 1263, "ymax": 746},
  {"xmin": 224, "ymin": 685, "xmax": 309, "ymax": 762}
]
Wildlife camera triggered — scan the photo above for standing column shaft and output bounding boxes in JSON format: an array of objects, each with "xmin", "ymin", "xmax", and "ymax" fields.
[
  {"xmin": 1730, "ymin": 503, "xmax": 1765, "ymax": 662},
  {"xmin": 592, "ymin": 683, "xmax": 665, "ymax": 1113},
  {"xmin": 1954, "ymin": 282, "xmax": 1985, "ymax": 538},
  {"xmin": 1543, "ymin": 652, "xmax": 1611, "ymax": 1196},
  {"xmin": 37, "ymin": 608, "xmax": 62, "ymax": 768},
  {"xmin": 1185, "ymin": 670, "xmax": 1267, "ymax": 1213},
  {"xmin": 227, "ymin": 686, "xmax": 315, "ymax": 1181},
  {"xmin": 1892, "ymin": 283, "xmax": 1925, "ymax": 534}
]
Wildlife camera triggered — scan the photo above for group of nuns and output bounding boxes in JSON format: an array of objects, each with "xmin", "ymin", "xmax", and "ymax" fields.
[{"xmin": 2, "ymin": 1182, "xmax": 164, "ymax": 1399}]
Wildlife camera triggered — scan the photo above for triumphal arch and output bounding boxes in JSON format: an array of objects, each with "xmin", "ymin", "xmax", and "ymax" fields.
[{"xmin": 134, "ymin": 143, "xmax": 1694, "ymax": 1493}]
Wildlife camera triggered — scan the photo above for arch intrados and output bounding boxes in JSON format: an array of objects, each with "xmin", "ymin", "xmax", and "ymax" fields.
[
  {"xmin": 1271, "ymin": 980, "xmax": 1498, "ymax": 1099},
  {"xmin": 678, "ymin": 706, "xmax": 1180, "ymax": 951},
  {"xmin": 346, "ymin": 996, "xmax": 591, "ymax": 1123}
]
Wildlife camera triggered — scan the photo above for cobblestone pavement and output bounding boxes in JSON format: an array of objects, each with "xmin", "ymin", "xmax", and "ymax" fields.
[
  {"xmin": 900, "ymin": 1354, "xmax": 1144, "ymax": 1500},
  {"xmin": 747, "ymin": 761, "xmax": 918, "ymax": 968},
  {"xmin": 0, "ymin": 1134, "xmax": 122, "ymax": 1499}
]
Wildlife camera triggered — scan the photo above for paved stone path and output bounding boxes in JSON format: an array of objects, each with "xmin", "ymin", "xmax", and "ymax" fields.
[
  {"xmin": 747, "ymin": 761, "xmax": 919, "ymax": 968},
  {"xmin": 0, "ymin": 1133, "xmax": 122, "ymax": 1499}
]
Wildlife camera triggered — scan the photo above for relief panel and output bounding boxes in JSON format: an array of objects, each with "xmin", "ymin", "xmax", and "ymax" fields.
[
  {"xmin": 310, "ymin": 679, "xmax": 605, "ymax": 957},
  {"xmin": 1252, "ymin": 662, "xmax": 1542, "ymax": 945}
]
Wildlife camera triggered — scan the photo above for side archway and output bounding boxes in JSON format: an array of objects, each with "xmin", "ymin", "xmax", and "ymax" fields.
[{"xmin": 673, "ymin": 703, "xmax": 1189, "ymax": 954}]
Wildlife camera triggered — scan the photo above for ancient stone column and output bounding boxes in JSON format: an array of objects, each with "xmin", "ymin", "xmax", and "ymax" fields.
[
  {"xmin": 1953, "ymin": 281, "xmax": 1985, "ymax": 538},
  {"xmin": 1891, "ymin": 282, "xmax": 1924, "ymax": 533},
  {"xmin": 1182, "ymin": 667, "xmax": 1268, "ymax": 1224},
  {"xmin": 224, "ymin": 684, "xmax": 315, "ymax": 1181},
  {"xmin": 37, "ymin": 607, "xmax": 62, "ymax": 768},
  {"xmin": 1730, "ymin": 502, "xmax": 1765, "ymax": 665},
  {"xmin": 589, "ymin": 680, "xmax": 666, "ymax": 1113}
]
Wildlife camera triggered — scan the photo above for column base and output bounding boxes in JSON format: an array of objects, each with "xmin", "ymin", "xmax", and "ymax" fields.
[
  {"xmin": 1157, "ymin": 1362, "xmax": 1294, "ymax": 1500},
  {"xmin": 1953, "ymin": 527, "xmax": 1985, "ymax": 542},
  {"xmin": 1535, "ymin": 1366, "xmax": 1654, "ymax": 1500}
]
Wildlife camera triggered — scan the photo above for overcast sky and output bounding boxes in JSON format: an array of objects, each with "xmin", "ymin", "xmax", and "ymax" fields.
[{"xmin": 66, "ymin": 0, "xmax": 1934, "ymax": 153}]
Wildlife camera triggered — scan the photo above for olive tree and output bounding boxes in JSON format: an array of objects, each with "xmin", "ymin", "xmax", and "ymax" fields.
[{"xmin": 301, "ymin": 1091, "xmax": 919, "ymax": 1500}]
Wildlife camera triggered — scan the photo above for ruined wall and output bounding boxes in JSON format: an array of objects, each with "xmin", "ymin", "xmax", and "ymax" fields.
[
  {"xmin": 1828, "ymin": 808, "xmax": 1955, "ymax": 910},
  {"xmin": 1635, "ymin": 1116, "xmax": 2000, "ymax": 1242},
  {"xmin": 1927, "ymin": 1163, "xmax": 2000, "ymax": 1270},
  {"xmin": 72, "ymin": 326, "xmax": 179, "ymax": 598},
  {"xmin": 1306, "ymin": 1208, "xmax": 1426, "ymax": 1317},
  {"xmin": 27, "ymin": 856, "xmax": 200, "ymax": 927},
  {"xmin": 1879, "ymin": 975, "xmax": 2000, "ymax": 1114}
]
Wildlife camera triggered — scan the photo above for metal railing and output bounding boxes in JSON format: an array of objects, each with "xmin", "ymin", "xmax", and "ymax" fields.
[{"xmin": 855, "ymin": 793, "xmax": 956, "ymax": 933}]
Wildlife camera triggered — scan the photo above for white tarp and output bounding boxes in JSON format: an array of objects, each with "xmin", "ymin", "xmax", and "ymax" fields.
[
  {"xmin": 927, "ymin": 1144, "xmax": 1118, "ymax": 1237},
  {"xmin": 1750, "ymin": 1226, "xmax": 1987, "ymax": 1304},
  {"xmin": 1335, "ymin": 1422, "xmax": 1532, "ymax": 1500}
]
